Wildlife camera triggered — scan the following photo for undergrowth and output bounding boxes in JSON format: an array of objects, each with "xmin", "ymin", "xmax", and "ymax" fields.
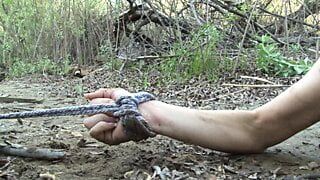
[
  {"xmin": 8, "ymin": 58, "xmax": 71, "ymax": 78},
  {"xmin": 256, "ymin": 35, "xmax": 313, "ymax": 77},
  {"xmin": 160, "ymin": 24, "xmax": 242, "ymax": 81}
]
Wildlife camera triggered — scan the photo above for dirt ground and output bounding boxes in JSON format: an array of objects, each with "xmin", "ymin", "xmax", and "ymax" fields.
[{"xmin": 0, "ymin": 70, "xmax": 319, "ymax": 179}]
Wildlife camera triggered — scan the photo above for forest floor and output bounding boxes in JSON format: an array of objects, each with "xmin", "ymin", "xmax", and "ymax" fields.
[{"xmin": 0, "ymin": 68, "xmax": 319, "ymax": 179}]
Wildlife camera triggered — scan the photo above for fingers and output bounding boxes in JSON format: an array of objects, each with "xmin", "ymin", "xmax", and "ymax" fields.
[
  {"xmin": 84, "ymin": 88, "xmax": 131, "ymax": 100},
  {"xmin": 83, "ymin": 114, "xmax": 117, "ymax": 129},
  {"xmin": 84, "ymin": 114, "xmax": 128, "ymax": 145},
  {"xmin": 89, "ymin": 98, "xmax": 114, "ymax": 105},
  {"xmin": 89, "ymin": 121, "xmax": 117, "ymax": 143}
]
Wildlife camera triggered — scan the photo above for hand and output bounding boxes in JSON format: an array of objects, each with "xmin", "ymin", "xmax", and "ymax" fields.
[{"xmin": 83, "ymin": 88, "xmax": 133, "ymax": 145}]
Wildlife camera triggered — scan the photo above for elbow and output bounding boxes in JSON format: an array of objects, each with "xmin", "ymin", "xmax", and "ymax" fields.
[
  {"xmin": 247, "ymin": 109, "xmax": 279, "ymax": 153},
  {"xmin": 246, "ymin": 139, "xmax": 269, "ymax": 154}
]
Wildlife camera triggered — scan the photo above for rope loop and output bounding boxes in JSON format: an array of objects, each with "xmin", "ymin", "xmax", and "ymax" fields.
[{"xmin": 114, "ymin": 92, "xmax": 156, "ymax": 141}]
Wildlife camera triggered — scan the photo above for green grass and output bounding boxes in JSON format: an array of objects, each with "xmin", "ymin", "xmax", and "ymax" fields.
[{"xmin": 8, "ymin": 58, "xmax": 71, "ymax": 77}]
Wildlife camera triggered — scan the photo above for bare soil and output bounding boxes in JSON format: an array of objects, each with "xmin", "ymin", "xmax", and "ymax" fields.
[{"xmin": 0, "ymin": 69, "xmax": 319, "ymax": 179}]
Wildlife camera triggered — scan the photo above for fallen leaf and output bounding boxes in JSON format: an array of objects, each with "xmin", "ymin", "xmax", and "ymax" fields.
[
  {"xmin": 248, "ymin": 173, "xmax": 258, "ymax": 179},
  {"xmin": 123, "ymin": 170, "xmax": 134, "ymax": 178},
  {"xmin": 299, "ymin": 166, "xmax": 309, "ymax": 170},
  {"xmin": 39, "ymin": 172, "xmax": 56, "ymax": 180},
  {"xmin": 71, "ymin": 131, "xmax": 83, "ymax": 138}
]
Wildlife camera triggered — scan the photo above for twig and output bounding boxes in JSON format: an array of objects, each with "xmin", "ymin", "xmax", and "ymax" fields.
[
  {"xmin": 0, "ymin": 157, "xmax": 14, "ymax": 170},
  {"xmin": 222, "ymin": 83, "xmax": 289, "ymax": 88},
  {"xmin": 240, "ymin": 75, "xmax": 276, "ymax": 85},
  {"xmin": 117, "ymin": 54, "xmax": 179, "ymax": 61},
  {"xmin": 189, "ymin": 0, "xmax": 205, "ymax": 25},
  {"xmin": 191, "ymin": 0, "xmax": 286, "ymax": 45},
  {"xmin": 258, "ymin": 7, "xmax": 320, "ymax": 30},
  {"xmin": 232, "ymin": 1, "xmax": 257, "ymax": 74},
  {"xmin": 0, "ymin": 145, "xmax": 65, "ymax": 160}
]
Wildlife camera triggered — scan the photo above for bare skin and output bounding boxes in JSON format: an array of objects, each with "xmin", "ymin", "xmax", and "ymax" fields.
[{"xmin": 83, "ymin": 59, "xmax": 320, "ymax": 154}]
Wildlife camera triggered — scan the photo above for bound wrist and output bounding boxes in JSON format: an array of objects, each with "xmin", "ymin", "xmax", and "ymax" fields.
[{"xmin": 138, "ymin": 100, "xmax": 164, "ymax": 134}]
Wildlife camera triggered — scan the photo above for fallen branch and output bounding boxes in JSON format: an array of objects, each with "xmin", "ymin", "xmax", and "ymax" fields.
[
  {"xmin": 222, "ymin": 83, "xmax": 289, "ymax": 88},
  {"xmin": 258, "ymin": 7, "xmax": 320, "ymax": 30},
  {"xmin": 114, "ymin": 1, "xmax": 193, "ymax": 47},
  {"xmin": 0, "ymin": 145, "xmax": 65, "ymax": 160},
  {"xmin": 0, "ymin": 97, "xmax": 43, "ymax": 104}
]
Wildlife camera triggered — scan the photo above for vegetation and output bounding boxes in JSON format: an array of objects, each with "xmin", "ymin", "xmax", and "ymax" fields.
[
  {"xmin": 0, "ymin": 0, "xmax": 319, "ymax": 78},
  {"xmin": 256, "ymin": 36, "xmax": 313, "ymax": 77}
]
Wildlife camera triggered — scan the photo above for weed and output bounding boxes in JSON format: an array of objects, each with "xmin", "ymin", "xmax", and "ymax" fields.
[
  {"xmin": 8, "ymin": 58, "xmax": 71, "ymax": 77},
  {"xmin": 256, "ymin": 35, "xmax": 313, "ymax": 77},
  {"xmin": 161, "ymin": 24, "xmax": 223, "ymax": 80}
]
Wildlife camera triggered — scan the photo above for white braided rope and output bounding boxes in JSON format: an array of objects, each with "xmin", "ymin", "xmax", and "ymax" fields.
[{"xmin": 0, "ymin": 92, "xmax": 156, "ymax": 141}]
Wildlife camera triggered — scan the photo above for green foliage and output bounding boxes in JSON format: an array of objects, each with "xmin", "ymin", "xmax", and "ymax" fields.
[
  {"xmin": 8, "ymin": 58, "xmax": 71, "ymax": 77},
  {"xmin": 0, "ymin": 0, "xmax": 111, "ymax": 70},
  {"xmin": 256, "ymin": 36, "xmax": 313, "ymax": 77},
  {"xmin": 161, "ymin": 24, "xmax": 237, "ymax": 80}
]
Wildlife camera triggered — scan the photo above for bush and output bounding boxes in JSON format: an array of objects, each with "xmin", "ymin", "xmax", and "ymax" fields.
[
  {"xmin": 161, "ymin": 24, "xmax": 237, "ymax": 80},
  {"xmin": 256, "ymin": 35, "xmax": 313, "ymax": 77},
  {"xmin": 8, "ymin": 58, "xmax": 71, "ymax": 77}
]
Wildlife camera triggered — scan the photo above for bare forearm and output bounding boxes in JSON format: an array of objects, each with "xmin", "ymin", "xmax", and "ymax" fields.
[{"xmin": 140, "ymin": 101, "xmax": 262, "ymax": 153}]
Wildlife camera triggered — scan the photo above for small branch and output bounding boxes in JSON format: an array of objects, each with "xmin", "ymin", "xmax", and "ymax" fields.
[
  {"xmin": 0, "ymin": 157, "xmax": 14, "ymax": 170},
  {"xmin": 0, "ymin": 145, "xmax": 65, "ymax": 160},
  {"xmin": 240, "ymin": 75, "xmax": 276, "ymax": 85},
  {"xmin": 232, "ymin": 1, "xmax": 257, "ymax": 74},
  {"xmin": 222, "ymin": 83, "xmax": 289, "ymax": 88},
  {"xmin": 189, "ymin": 0, "xmax": 205, "ymax": 25},
  {"xmin": 117, "ymin": 54, "xmax": 179, "ymax": 61},
  {"xmin": 0, "ymin": 97, "xmax": 43, "ymax": 104},
  {"xmin": 258, "ymin": 7, "xmax": 320, "ymax": 30}
]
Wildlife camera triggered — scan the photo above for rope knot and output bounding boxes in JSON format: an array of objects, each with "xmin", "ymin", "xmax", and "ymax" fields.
[{"xmin": 114, "ymin": 92, "xmax": 156, "ymax": 141}]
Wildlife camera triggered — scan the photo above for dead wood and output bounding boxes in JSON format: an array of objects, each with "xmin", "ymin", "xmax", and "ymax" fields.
[
  {"xmin": 113, "ymin": 1, "xmax": 194, "ymax": 48},
  {"xmin": 0, "ymin": 97, "xmax": 43, "ymax": 104},
  {"xmin": 0, "ymin": 144, "xmax": 65, "ymax": 160}
]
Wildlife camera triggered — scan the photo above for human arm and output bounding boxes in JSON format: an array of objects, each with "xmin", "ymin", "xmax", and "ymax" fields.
[{"xmin": 83, "ymin": 60, "xmax": 320, "ymax": 154}]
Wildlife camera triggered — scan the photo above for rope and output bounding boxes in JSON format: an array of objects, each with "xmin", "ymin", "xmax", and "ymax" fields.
[{"xmin": 0, "ymin": 92, "xmax": 156, "ymax": 141}]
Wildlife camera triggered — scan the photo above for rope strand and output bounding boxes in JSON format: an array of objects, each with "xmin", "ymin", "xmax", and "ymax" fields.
[{"xmin": 0, "ymin": 92, "xmax": 156, "ymax": 141}]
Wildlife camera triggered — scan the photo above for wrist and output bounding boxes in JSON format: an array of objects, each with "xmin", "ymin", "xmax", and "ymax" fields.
[{"xmin": 138, "ymin": 100, "xmax": 166, "ymax": 134}]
